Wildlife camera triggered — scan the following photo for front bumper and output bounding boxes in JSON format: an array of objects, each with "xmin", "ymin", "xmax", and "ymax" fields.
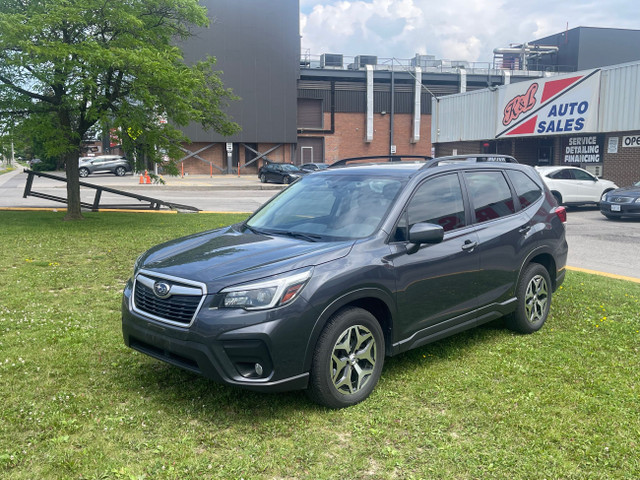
[
  {"xmin": 121, "ymin": 280, "xmax": 312, "ymax": 392},
  {"xmin": 600, "ymin": 201, "xmax": 640, "ymax": 218}
]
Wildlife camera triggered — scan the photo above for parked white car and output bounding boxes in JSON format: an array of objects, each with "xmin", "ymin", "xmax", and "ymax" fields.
[{"xmin": 535, "ymin": 166, "xmax": 618, "ymax": 206}]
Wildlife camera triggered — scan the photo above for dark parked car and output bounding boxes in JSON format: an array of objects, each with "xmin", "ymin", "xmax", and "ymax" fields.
[
  {"xmin": 122, "ymin": 155, "xmax": 568, "ymax": 408},
  {"xmin": 600, "ymin": 181, "xmax": 640, "ymax": 219},
  {"xmin": 300, "ymin": 162, "xmax": 329, "ymax": 173},
  {"xmin": 258, "ymin": 162, "xmax": 302, "ymax": 184},
  {"xmin": 78, "ymin": 155, "xmax": 132, "ymax": 177}
]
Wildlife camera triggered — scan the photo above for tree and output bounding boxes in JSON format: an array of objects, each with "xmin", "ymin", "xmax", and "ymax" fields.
[{"xmin": 0, "ymin": 0, "xmax": 239, "ymax": 219}]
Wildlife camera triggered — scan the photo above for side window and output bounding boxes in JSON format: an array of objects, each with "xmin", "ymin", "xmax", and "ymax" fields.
[
  {"xmin": 551, "ymin": 169, "xmax": 573, "ymax": 180},
  {"xmin": 465, "ymin": 171, "xmax": 515, "ymax": 223},
  {"xmin": 573, "ymin": 169, "xmax": 594, "ymax": 181},
  {"xmin": 394, "ymin": 174, "xmax": 465, "ymax": 241},
  {"xmin": 507, "ymin": 170, "xmax": 542, "ymax": 209}
]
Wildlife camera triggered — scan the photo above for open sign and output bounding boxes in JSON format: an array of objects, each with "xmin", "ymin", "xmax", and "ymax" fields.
[{"xmin": 622, "ymin": 136, "xmax": 640, "ymax": 147}]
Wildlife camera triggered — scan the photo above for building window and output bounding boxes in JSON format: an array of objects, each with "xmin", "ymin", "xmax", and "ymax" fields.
[{"xmin": 297, "ymin": 98, "xmax": 323, "ymax": 129}]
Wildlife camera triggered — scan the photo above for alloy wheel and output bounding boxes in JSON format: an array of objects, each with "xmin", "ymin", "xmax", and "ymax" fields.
[
  {"xmin": 524, "ymin": 274, "xmax": 548, "ymax": 324},
  {"xmin": 330, "ymin": 324, "xmax": 377, "ymax": 395}
]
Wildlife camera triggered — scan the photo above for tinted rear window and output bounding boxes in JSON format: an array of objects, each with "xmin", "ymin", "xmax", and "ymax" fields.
[
  {"xmin": 507, "ymin": 170, "xmax": 542, "ymax": 209},
  {"xmin": 465, "ymin": 171, "xmax": 515, "ymax": 223}
]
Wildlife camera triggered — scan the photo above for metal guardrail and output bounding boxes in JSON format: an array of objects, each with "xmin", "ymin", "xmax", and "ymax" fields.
[{"xmin": 22, "ymin": 169, "xmax": 200, "ymax": 212}]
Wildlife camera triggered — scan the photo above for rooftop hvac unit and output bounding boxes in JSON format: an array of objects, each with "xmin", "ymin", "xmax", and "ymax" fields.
[
  {"xmin": 451, "ymin": 60, "xmax": 470, "ymax": 69},
  {"xmin": 411, "ymin": 54, "xmax": 441, "ymax": 68},
  {"xmin": 354, "ymin": 55, "xmax": 378, "ymax": 68},
  {"xmin": 320, "ymin": 53, "xmax": 343, "ymax": 68}
]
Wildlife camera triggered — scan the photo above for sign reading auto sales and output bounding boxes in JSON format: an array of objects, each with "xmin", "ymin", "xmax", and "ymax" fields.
[{"xmin": 496, "ymin": 69, "xmax": 601, "ymax": 138}]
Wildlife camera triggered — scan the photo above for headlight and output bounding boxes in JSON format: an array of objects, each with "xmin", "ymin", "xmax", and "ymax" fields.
[
  {"xmin": 219, "ymin": 269, "xmax": 312, "ymax": 310},
  {"xmin": 635, "ymin": 198, "xmax": 640, "ymax": 204},
  {"xmin": 133, "ymin": 253, "xmax": 145, "ymax": 276},
  {"xmin": 601, "ymin": 193, "xmax": 608, "ymax": 201}
]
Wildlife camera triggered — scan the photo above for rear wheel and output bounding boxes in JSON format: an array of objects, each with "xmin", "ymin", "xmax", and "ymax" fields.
[
  {"xmin": 307, "ymin": 307, "xmax": 384, "ymax": 409},
  {"xmin": 283, "ymin": 176, "xmax": 292, "ymax": 184},
  {"xmin": 552, "ymin": 191, "xmax": 562, "ymax": 206},
  {"xmin": 115, "ymin": 166, "xmax": 126, "ymax": 176},
  {"xmin": 79, "ymin": 167, "xmax": 90, "ymax": 178},
  {"xmin": 506, "ymin": 263, "xmax": 552, "ymax": 334}
]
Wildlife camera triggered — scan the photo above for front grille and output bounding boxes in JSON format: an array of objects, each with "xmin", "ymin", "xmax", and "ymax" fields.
[
  {"xmin": 611, "ymin": 196, "xmax": 634, "ymax": 204},
  {"xmin": 133, "ymin": 273, "xmax": 205, "ymax": 326}
]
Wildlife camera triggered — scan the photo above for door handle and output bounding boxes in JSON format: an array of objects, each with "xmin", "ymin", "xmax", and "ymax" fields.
[{"xmin": 461, "ymin": 240, "xmax": 477, "ymax": 252}]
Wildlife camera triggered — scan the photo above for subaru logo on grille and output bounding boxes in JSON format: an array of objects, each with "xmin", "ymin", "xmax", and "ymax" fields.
[{"xmin": 153, "ymin": 281, "xmax": 171, "ymax": 299}]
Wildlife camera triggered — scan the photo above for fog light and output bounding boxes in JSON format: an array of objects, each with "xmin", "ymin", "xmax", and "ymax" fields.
[{"xmin": 254, "ymin": 363, "xmax": 264, "ymax": 376}]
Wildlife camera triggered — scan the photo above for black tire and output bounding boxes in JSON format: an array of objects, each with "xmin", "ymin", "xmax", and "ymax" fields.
[
  {"xmin": 283, "ymin": 176, "xmax": 292, "ymax": 184},
  {"xmin": 259, "ymin": 173, "xmax": 266, "ymax": 183},
  {"xmin": 306, "ymin": 307, "xmax": 384, "ymax": 409},
  {"xmin": 114, "ymin": 166, "xmax": 126, "ymax": 176},
  {"xmin": 79, "ymin": 167, "xmax": 90, "ymax": 178},
  {"xmin": 506, "ymin": 263, "xmax": 552, "ymax": 334}
]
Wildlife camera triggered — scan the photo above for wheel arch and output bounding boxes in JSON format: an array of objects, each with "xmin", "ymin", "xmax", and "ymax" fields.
[
  {"xmin": 303, "ymin": 289, "xmax": 395, "ymax": 372},
  {"xmin": 521, "ymin": 250, "xmax": 558, "ymax": 291}
]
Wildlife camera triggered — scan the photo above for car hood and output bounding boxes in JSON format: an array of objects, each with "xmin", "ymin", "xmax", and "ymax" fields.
[
  {"xmin": 138, "ymin": 224, "xmax": 354, "ymax": 291},
  {"xmin": 600, "ymin": 179, "xmax": 618, "ymax": 188},
  {"xmin": 609, "ymin": 185, "xmax": 640, "ymax": 197}
]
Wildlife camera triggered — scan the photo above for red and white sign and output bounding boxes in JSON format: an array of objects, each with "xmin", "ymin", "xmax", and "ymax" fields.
[{"xmin": 496, "ymin": 70, "xmax": 601, "ymax": 138}]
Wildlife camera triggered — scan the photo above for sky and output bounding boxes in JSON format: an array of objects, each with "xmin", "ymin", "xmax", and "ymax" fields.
[{"xmin": 299, "ymin": 0, "xmax": 640, "ymax": 64}]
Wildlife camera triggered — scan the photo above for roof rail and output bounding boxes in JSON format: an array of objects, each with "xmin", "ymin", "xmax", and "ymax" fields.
[
  {"xmin": 423, "ymin": 154, "xmax": 518, "ymax": 169},
  {"xmin": 329, "ymin": 155, "xmax": 432, "ymax": 168}
]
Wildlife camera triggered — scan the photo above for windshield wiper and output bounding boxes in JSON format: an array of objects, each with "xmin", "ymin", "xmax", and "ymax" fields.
[
  {"xmin": 269, "ymin": 230, "xmax": 323, "ymax": 242},
  {"xmin": 244, "ymin": 224, "xmax": 267, "ymax": 235}
]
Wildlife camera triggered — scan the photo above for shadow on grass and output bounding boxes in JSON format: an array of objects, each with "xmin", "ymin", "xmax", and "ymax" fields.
[{"xmin": 117, "ymin": 318, "xmax": 512, "ymax": 419}]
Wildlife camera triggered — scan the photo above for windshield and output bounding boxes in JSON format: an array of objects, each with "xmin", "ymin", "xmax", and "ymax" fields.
[
  {"xmin": 246, "ymin": 173, "xmax": 405, "ymax": 240},
  {"xmin": 280, "ymin": 164, "xmax": 300, "ymax": 172}
]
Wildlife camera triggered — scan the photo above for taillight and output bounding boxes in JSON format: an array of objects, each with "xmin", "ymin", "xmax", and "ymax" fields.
[{"xmin": 554, "ymin": 206, "xmax": 567, "ymax": 223}]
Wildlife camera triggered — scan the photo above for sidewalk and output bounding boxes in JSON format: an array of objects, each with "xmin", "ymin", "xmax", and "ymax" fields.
[
  {"xmin": 149, "ymin": 173, "xmax": 284, "ymax": 191},
  {"xmin": 6, "ymin": 167, "xmax": 285, "ymax": 191}
]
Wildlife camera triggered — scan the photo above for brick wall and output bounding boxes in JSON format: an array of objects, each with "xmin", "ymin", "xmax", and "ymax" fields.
[
  {"xmin": 302, "ymin": 112, "xmax": 432, "ymax": 163},
  {"xmin": 603, "ymin": 132, "xmax": 640, "ymax": 186}
]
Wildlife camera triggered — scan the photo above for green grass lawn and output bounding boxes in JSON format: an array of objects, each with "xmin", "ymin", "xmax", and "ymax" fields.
[{"xmin": 1, "ymin": 211, "xmax": 639, "ymax": 479}]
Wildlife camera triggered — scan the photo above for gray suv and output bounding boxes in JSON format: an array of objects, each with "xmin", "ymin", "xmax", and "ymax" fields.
[
  {"xmin": 78, "ymin": 155, "xmax": 131, "ymax": 177},
  {"xmin": 122, "ymin": 155, "xmax": 568, "ymax": 408}
]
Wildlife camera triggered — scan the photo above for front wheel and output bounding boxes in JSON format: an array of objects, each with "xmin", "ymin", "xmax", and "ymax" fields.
[
  {"xmin": 114, "ymin": 166, "xmax": 126, "ymax": 176},
  {"xmin": 306, "ymin": 307, "xmax": 384, "ymax": 409},
  {"xmin": 79, "ymin": 167, "xmax": 90, "ymax": 178},
  {"xmin": 506, "ymin": 263, "xmax": 552, "ymax": 334},
  {"xmin": 259, "ymin": 174, "xmax": 266, "ymax": 183}
]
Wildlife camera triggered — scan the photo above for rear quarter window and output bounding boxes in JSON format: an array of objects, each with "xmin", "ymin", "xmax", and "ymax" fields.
[
  {"xmin": 507, "ymin": 170, "xmax": 542, "ymax": 209},
  {"xmin": 465, "ymin": 171, "xmax": 516, "ymax": 223}
]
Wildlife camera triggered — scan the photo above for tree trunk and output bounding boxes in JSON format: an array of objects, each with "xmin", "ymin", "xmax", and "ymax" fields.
[{"xmin": 64, "ymin": 148, "xmax": 84, "ymax": 220}]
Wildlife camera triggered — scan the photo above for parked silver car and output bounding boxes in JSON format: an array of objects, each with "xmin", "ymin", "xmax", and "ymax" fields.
[{"xmin": 78, "ymin": 155, "xmax": 132, "ymax": 177}]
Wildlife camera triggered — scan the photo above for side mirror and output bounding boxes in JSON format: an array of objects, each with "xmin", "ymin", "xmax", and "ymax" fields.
[{"xmin": 406, "ymin": 223, "xmax": 444, "ymax": 253}]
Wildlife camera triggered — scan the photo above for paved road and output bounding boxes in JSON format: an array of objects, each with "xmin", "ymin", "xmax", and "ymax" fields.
[
  {"xmin": 564, "ymin": 207, "xmax": 640, "ymax": 279},
  {"xmin": 0, "ymin": 168, "xmax": 280, "ymax": 213},
  {"xmin": 2, "ymin": 167, "xmax": 639, "ymax": 280}
]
